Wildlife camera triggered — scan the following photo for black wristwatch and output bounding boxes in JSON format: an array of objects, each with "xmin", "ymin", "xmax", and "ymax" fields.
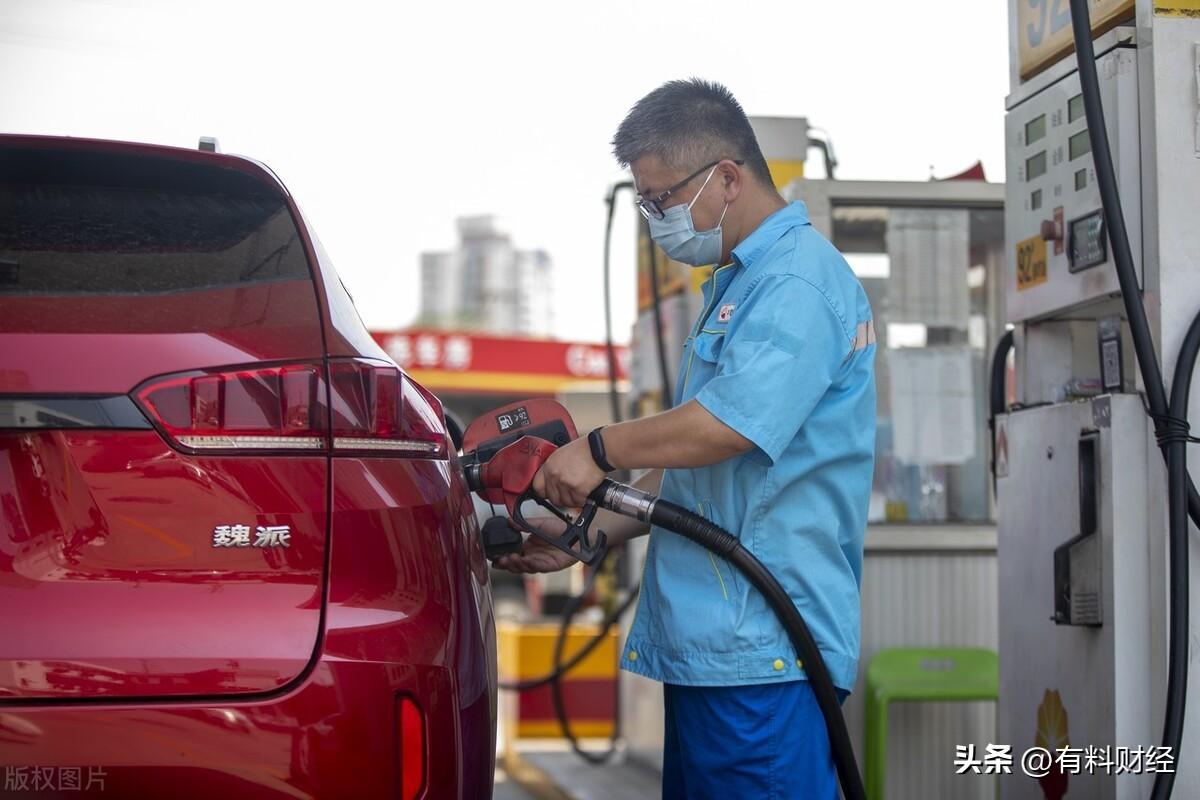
[{"xmin": 587, "ymin": 427, "xmax": 615, "ymax": 472}]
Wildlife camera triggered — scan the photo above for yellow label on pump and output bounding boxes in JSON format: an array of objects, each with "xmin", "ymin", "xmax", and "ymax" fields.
[
  {"xmin": 1016, "ymin": 235, "xmax": 1049, "ymax": 291},
  {"xmin": 1017, "ymin": 0, "xmax": 1134, "ymax": 80},
  {"xmin": 1154, "ymin": 0, "xmax": 1200, "ymax": 15}
]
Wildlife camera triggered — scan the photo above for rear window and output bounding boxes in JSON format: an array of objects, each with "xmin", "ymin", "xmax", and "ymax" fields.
[
  {"xmin": 0, "ymin": 145, "xmax": 323, "ymax": 345},
  {"xmin": 0, "ymin": 147, "xmax": 311, "ymax": 295}
]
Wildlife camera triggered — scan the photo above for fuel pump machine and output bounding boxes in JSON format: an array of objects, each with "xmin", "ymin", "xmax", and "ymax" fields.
[{"xmin": 996, "ymin": 1, "xmax": 1200, "ymax": 798}]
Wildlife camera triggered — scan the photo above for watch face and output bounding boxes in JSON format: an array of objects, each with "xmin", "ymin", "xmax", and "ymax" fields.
[{"xmin": 1068, "ymin": 211, "xmax": 1106, "ymax": 272}]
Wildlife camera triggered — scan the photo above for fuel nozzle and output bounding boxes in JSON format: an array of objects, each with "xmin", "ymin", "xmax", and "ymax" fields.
[{"xmin": 467, "ymin": 435, "xmax": 608, "ymax": 566}]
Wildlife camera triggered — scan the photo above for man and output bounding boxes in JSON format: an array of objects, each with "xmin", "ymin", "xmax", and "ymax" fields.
[{"xmin": 497, "ymin": 79, "xmax": 876, "ymax": 799}]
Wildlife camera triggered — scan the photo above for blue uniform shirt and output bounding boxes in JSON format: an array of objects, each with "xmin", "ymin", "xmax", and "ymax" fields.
[{"xmin": 622, "ymin": 201, "xmax": 876, "ymax": 692}]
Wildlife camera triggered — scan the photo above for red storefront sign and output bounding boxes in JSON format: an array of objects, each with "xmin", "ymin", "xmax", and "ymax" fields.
[{"xmin": 371, "ymin": 330, "xmax": 629, "ymax": 395}]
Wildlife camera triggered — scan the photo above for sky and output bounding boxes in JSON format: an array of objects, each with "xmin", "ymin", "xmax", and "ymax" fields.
[{"xmin": 0, "ymin": 0, "xmax": 1010, "ymax": 343}]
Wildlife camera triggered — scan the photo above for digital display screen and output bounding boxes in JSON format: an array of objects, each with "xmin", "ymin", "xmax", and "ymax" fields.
[
  {"xmin": 1069, "ymin": 130, "xmax": 1091, "ymax": 160},
  {"xmin": 1069, "ymin": 211, "xmax": 1106, "ymax": 271},
  {"xmin": 1068, "ymin": 94, "xmax": 1085, "ymax": 123},
  {"xmin": 1026, "ymin": 150, "xmax": 1047, "ymax": 181},
  {"xmin": 1025, "ymin": 114, "xmax": 1047, "ymax": 145}
]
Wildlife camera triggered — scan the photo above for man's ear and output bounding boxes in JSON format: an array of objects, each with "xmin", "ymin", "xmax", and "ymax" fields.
[{"xmin": 720, "ymin": 159, "xmax": 743, "ymax": 203}]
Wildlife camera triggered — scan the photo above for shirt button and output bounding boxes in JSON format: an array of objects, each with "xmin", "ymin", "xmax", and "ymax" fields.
[
  {"xmin": 773, "ymin": 658, "xmax": 785, "ymax": 671},
  {"xmin": 628, "ymin": 651, "xmax": 638, "ymax": 662}
]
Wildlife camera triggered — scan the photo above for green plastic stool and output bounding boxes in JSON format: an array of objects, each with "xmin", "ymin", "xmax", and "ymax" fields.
[{"xmin": 864, "ymin": 647, "xmax": 998, "ymax": 800}]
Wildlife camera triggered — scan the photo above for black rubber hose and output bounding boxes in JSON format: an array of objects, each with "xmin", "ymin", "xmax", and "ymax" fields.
[
  {"xmin": 1157, "ymin": 309, "xmax": 1200, "ymax": 800},
  {"xmin": 1068, "ymin": 4, "xmax": 1196, "ymax": 796},
  {"xmin": 808, "ymin": 136, "xmax": 838, "ymax": 180},
  {"xmin": 497, "ymin": 584, "xmax": 639, "ymax": 692},
  {"xmin": 988, "ymin": 329, "xmax": 1014, "ymax": 493},
  {"xmin": 1068, "ymin": 0, "xmax": 1166, "ymax": 412},
  {"xmin": 647, "ymin": 496, "xmax": 866, "ymax": 800},
  {"xmin": 603, "ymin": 182, "xmax": 634, "ymax": 424},
  {"xmin": 495, "ymin": 545, "xmax": 639, "ymax": 763},
  {"xmin": 502, "ymin": 479, "xmax": 865, "ymax": 793},
  {"xmin": 642, "ymin": 215, "xmax": 675, "ymax": 409},
  {"xmin": 1068, "ymin": 0, "xmax": 1200, "ymax": 524},
  {"xmin": 548, "ymin": 566, "xmax": 629, "ymax": 765},
  {"xmin": 989, "ymin": 330, "xmax": 1014, "ymax": 422},
  {"xmin": 494, "ymin": 541, "xmax": 640, "ymax": 764}
]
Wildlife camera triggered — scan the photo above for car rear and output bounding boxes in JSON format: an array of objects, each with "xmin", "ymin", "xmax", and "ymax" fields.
[{"xmin": 0, "ymin": 136, "xmax": 496, "ymax": 798}]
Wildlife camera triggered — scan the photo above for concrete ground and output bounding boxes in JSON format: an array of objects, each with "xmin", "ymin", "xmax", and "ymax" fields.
[
  {"xmin": 492, "ymin": 643, "xmax": 659, "ymax": 800},
  {"xmin": 493, "ymin": 765, "xmax": 539, "ymax": 800},
  {"xmin": 498, "ymin": 741, "xmax": 661, "ymax": 800}
]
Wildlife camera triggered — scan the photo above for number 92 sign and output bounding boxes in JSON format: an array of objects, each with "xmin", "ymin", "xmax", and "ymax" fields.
[
  {"xmin": 1016, "ymin": 235, "xmax": 1048, "ymax": 292},
  {"xmin": 1017, "ymin": 0, "xmax": 1133, "ymax": 80}
]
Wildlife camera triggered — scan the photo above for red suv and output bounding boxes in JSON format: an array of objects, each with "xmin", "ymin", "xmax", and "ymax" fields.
[{"xmin": 0, "ymin": 135, "xmax": 497, "ymax": 798}]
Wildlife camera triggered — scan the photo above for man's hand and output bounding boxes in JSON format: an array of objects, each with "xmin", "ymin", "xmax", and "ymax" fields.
[
  {"xmin": 532, "ymin": 435, "xmax": 606, "ymax": 509},
  {"xmin": 494, "ymin": 517, "xmax": 578, "ymax": 574}
]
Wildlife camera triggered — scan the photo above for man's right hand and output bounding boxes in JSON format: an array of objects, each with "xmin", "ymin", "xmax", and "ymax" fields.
[
  {"xmin": 493, "ymin": 469, "xmax": 662, "ymax": 574},
  {"xmin": 493, "ymin": 517, "xmax": 578, "ymax": 574}
]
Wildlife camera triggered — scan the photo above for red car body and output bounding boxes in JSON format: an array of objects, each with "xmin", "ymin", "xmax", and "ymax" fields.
[{"xmin": 0, "ymin": 135, "xmax": 497, "ymax": 798}]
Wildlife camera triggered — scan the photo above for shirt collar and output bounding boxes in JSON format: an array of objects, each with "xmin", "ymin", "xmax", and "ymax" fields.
[{"xmin": 731, "ymin": 201, "xmax": 810, "ymax": 270}]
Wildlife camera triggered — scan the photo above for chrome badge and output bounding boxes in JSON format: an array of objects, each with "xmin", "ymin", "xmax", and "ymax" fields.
[{"xmin": 213, "ymin": 524, "xmax": 291, "ymax": 548}]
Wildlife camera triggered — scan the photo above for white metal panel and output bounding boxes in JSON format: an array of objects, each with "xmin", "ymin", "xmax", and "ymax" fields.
[
  {"xmin": 1137, "ymin": 11, "xmax": 1200, "ymax": 797},
  {"xmin": 996, "ymin": 396, "xmax": 1154, "ymax": 800},
  {"xmin": 1003, "ymin": 31, "xmax": 1142, "ymax": 322}
]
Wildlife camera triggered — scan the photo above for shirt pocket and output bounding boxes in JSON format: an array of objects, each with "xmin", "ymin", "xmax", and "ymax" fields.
[{"xmin": 692, "ymin": 328, "xmax": 725, "ymax": 364}]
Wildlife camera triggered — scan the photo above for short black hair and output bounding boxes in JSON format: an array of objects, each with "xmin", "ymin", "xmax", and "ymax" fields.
[{"xmin": 612, "ymin": 79, "xmax": 774, "ymax": 187}]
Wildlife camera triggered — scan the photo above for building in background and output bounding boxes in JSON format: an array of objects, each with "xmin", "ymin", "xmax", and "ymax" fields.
[
  {"xmin": 419, "ymin": 215, "xmax": 554, "ymax": 338},
  {"xmin": 399, "ymin": 215, "xmax": 622, "ymax": 431}
]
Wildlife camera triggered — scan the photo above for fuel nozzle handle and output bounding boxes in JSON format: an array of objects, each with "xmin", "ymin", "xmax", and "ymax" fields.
[
  {"xmin": 511, "ymin": 490, "xmax": 607, "ymax": 566},
  {"xmin": 469, "ymin": 436, "xmax": 608, "ymax": 565}
]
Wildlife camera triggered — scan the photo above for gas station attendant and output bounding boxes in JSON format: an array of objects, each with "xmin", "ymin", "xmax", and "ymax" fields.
[{"xmin": 496, "ymin": 78, "xmax": 877, "ymax": 799}]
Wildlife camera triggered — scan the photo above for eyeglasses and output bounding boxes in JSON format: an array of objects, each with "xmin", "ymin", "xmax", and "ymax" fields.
[{"xmin": 635, "ymin": 159, "xmax": 744, "ymax": 220}]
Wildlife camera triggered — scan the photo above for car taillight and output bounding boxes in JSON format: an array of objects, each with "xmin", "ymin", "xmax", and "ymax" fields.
[
  {"xmin": 134, "ymin": 362, "xmax": 327, "ymax": 452},
  {"xmin": 329, "ymin": 359, "xmax": 447, "ymax": 458},
  {"xmin": 398, "ymin": 695, "xmax": 426, "ymax": 800},
  {"xmin": 132, "ymin": 359, "xmax": 447, "ymax": 459}
]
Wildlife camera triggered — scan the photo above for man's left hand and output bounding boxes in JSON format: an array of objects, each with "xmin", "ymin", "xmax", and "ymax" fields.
[{"xmin": 532, "ymin": 436, "xmax": 606, "ymax": 509}]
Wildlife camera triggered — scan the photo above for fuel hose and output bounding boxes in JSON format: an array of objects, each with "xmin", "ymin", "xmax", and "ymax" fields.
[
  {"xmin": 591, "ymin": 479, "xmax": 868, "ymax": 800},
  {"xmin": 1068, "ymin": 3, "xmax": 1199, "ymax": 797},
  {"xmin": 602, "ymin": 182, "xmax": 634, "ymax": 423},
  {"xmin": 988, "ymin": 328, "xmax": 1014, "ymax": 494},
  {"xmin": 496, "ymin": 546, "xmax": 640, "ymax": 765}
]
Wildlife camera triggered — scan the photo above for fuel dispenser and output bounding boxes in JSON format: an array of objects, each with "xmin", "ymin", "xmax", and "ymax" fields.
[{"xmin": 996, "ymin": 1, "xmax": 1200, "ymax": 798}]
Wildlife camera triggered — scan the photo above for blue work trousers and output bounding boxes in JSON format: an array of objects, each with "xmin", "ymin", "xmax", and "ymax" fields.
[{"xmin": 661, "ymin": 680, "xmax": 847, "ymax": 800}]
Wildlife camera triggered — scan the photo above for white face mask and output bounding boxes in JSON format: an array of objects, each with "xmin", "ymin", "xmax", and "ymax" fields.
[{"xmin": 647, "ymin": 166, "xmax": 729, "ymax": 267}]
